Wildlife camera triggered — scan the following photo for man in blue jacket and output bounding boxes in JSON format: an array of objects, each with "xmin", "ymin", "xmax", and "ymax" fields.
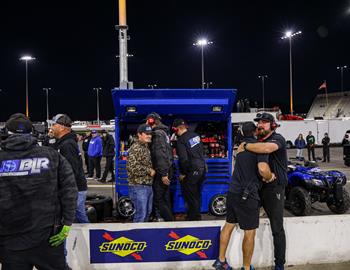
[{"xmin": 87, "ymin": 130, "xmax": 103, "ymax": 180}]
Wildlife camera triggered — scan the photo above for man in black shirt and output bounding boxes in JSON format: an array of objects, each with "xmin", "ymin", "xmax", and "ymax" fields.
[
  {"xmin": 147, "ymin": 112, "xmax": 174, "ymax": 221},
  {"xmin": 172, "ymin": 119, "xmax": 206, "ymax": 221},
  {"xmin": 101, "ymin": 130, "xmax": 115, "ymax": 182},
  {"xmin": 51, "ymin": 114, "xmax": 89, "ymax": 224},
  {"xmin": 238, "ymin": 113, "xmax": 288, "ymax": 270},
  {"xmin": 322, "ymin": 133, "xmax": 330, "ymax": 162},
  {"xmin": 213, "ymin": 122, "xmax": 274, "ymax": 270},
  {"xmin": 0, "ymin": 113, "xmax": 77, "ymax": 270}
]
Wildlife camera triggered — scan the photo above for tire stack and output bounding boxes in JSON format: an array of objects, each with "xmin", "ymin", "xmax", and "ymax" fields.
[{"xmin": 85, "ymin": 194, "xmax": 113, "ymax": 222}]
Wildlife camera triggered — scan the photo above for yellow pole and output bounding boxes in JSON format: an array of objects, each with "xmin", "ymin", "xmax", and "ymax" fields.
[{"xmin": 119, "ymin": 0, "xmax": 127, "ymax": 26}]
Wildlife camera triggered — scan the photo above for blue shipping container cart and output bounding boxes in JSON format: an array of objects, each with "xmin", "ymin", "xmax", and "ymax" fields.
[{"xmin": 111, "ymin": 89, "xmax": 237, "ymax": 218}]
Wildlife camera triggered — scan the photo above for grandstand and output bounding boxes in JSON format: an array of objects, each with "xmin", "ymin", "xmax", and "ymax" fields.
[{"xmin": 307, "ymin": 91, "xmax": 350, "ymax": 119}]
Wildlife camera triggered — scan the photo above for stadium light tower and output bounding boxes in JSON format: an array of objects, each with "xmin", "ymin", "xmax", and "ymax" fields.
[
  {"xmin": 337, "ymin": 65, "xmax": 347, "ymax": 93},
  {"xmin": 43, "ymin": 88, "xmax": 52, "ymax": 122},
  {"xmin": 281, "ymin": 30, "xmax": 302, "ymax": 115},
  {"xmin": 258, "ymin": 75, "xmax": 268, "ymax": 109},
  {"xmin": 193, "ymin": 39, "xmax": 213, "ymax": 89},
  {"xmin": 20, "ymin": 55, "xmax": 36, "ymax": 117},
  {"xmin": 93, "ymin": 87, "xmax": 102, "ymax": 125}
]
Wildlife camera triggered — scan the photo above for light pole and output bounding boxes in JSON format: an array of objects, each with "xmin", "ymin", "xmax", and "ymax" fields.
[
  {"xmin": 43, "ymin": 88, "xmax": 52, "ymax": 122},
  {"xmin": 337, "ymin": 65, "xmax": 347, "ymax": 92},
  {"xmin": 281, "ymin": 30, "xmax": 301, "ymax": 115},
  {"xmin": 193, "ymin": 39, "xmax": 213, "ymax": 89},
  {"xmin": 20, "ymin": 55, "xmax": 36, "ymax": 117},
  {"xmin": 147, "ymin": 84, "xmax": 157, "ymax": 89},
  {"xmin": 258, "ymin": 75, "xmax": 268, "ymax": 109},
  {"xmin": 93, "ymin": 87, "xmax": 102, "ymax": 125}
]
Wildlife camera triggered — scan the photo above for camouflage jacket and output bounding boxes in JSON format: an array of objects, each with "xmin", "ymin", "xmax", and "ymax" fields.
[{"xmin": 126, "ymin": 139, "xmax": 153, "ymax": 185}]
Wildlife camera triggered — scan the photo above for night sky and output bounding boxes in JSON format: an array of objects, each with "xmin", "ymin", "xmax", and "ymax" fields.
[{"xmin": 0, "ymin": 0, "xmax": 349, "ymax": 121}]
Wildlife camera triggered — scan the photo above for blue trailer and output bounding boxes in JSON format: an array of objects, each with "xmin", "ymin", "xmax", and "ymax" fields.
[{"xmin": 111, "ymin": 89, "xmax": 237, "ymax": 218}]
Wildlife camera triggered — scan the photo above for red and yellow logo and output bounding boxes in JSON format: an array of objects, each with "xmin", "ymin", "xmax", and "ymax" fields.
[
  {"xmin": 99, "ymin": 233, "xmax": 146, "ymax": 261},
  {"xmin": 165, "ymin": 231, "xmax": 211, "ymax": 258}
]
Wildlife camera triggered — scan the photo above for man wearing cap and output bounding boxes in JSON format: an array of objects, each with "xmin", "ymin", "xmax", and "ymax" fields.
[
  {"xmin": 0, "ymin": 113, "xmax": 77, "ymax": 270},
  {"xmin": 146, "ymin": 112, "xmax": 174, "ymax": 221},
  {"xmin": 238, "ymin": 113, "xmax": 287, "ymax": 270},
  {"xmin": 100, "ymin": 130, "xmax": 115, "ymax": 182},
  {"xmin": 126, "ymin": 124, "xmax": 156, "ymax": 222},
  {"xmin": 51, "ymin": 114, "xmax": 90, "ymax": 224},
  {"xmin": 172, "ymin": 118, "xmax": 206, "ymax": 221},
  {"xmin": 214, "ymin": 122, "xmax": 275, "ymax": 270},
  {"xmin": 87, "ymin": 130, "xmax": 103, "ymax": 180}
]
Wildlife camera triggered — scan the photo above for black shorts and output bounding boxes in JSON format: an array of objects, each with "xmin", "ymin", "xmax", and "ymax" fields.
[{"xmin": 226, "ymin": 191, "xmax": 260, "ymax": 230}]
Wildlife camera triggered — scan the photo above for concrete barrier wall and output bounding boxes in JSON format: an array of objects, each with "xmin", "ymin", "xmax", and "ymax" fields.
[{"xmin": 65, "ymin": 215, "xmax": 350, "ymax": 269}]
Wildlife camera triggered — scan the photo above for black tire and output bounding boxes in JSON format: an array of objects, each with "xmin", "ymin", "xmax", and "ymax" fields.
[
  {"xmin": 327, "ymin": 188, "xmax": 350, "ymax": 214},
  {"xmin": 289, "ymin": 187, "xmax": 312, "ymax": 216},
  {"xmin": 85, "ymin": 205, "xmax": 98, "ymax": 223},
  {"xmin": 116, "ymin": 196, "xmax": 135, "ymax": 218},
  {"xmin": 85, "ymin": 194, "xmax": 113, "ymax": 221},
  {"xmin": 286, "ymin": 141, "xmax": 293, "ymax": 149},
  {"xmin": 209, "ymin": 194, "xmax": 227, "ymax": 216}
]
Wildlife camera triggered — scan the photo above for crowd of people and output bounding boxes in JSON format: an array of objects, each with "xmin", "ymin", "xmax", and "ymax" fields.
[
  {"xmin": 0, "ymin": 111, "xmax": 297, "ymax": 270},
  {"xmin": 294, "ymin": 131, "xmax": 331, "ymax": 162}
]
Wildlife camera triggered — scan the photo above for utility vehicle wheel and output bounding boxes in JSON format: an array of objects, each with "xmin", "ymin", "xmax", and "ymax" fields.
[
  {"xmin": 327, "ymin": 188, "xmax": 350, "ymax": 214},
  {"xmin": 289, "ymin": 187, "xmax": 312, "ymax": 216},
  {"xmin": 116, "ymin": 196, "xmax": 135, "ymax": 218},
  {"xmin": 209, "ymin": 194, "xmax": 227, "ymax": 216}
]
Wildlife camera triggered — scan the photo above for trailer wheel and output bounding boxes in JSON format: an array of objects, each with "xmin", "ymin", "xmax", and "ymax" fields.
[
  {"xmin": 209, "ymin": 194, "xmax": 227, "ymax": 216},
  {"xmin": 286, "ymin": 141, "xmax": 293, "ymax": 149},
  {"xmin": 116, "ymin": 196, "xmax": 135, "ymax": 218}
]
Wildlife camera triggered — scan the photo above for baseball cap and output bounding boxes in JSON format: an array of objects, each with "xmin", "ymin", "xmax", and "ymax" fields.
[
  {"xmin": 137, "ymin": 124, "xmax": 153, "ymax": 134},
  {"xmin": 253, "ymin": 112, "xmax": 275, "ymax": 122},
  {"xmin": 52, "ymin": 114, "xmax": 72, "ymax": 127},
  {"xmin": 146, "ymin": 112, "xmax": 161, "ymax": 121},
  {"xmin": 5, "ymin": 113, "xmax": 33, "ymax": 134},
  {"xmin": 172, "ymin": 118, "xmax": 186, "ymax": 128},
  {"xmin": 91, "ymin": 130, "xmax": 98, "ymax": 134}
]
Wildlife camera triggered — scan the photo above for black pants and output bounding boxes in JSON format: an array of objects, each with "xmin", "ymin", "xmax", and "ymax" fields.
[
  {"xmin": 102, "ymin": 156, "xmax": 115, "ymax": 180},
  {"xmin": 181, "ymin": 170, "xmax": 205, "ymax": 221},
  {"xmin": 323, "ymin": 146, "xmax": 330, "ymax": 162},
  {"xmin": 88, "ymin": 156, "xmax": 102, "ymax": 178},
  {"xmin": 260, "ymin": 183, "xmax": 286, "ymax": 267},
  {"xmin": 83, "ymin": 151, "xmax": 90, "ymax": 173},
  {"xmin": 153, "ymin": 174, "xmax": 174, "ymax": 221},
  {"xmin": 307, "ymin": 146, "xmax": 315, "ymax": 161},
  {"xmin": 0, "ymin": 241, "xmax": 65, "ymax": 270}
]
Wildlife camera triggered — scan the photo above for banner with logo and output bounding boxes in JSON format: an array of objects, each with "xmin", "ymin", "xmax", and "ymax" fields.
[{"xmin": 90, "ymin": 226, "xmax": 220, "ymax": 263}]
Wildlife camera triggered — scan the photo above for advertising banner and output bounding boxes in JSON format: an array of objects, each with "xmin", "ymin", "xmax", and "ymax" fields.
[{"xmin": 90, "ymin": 226, "xmax": 220, "ymax": 263}]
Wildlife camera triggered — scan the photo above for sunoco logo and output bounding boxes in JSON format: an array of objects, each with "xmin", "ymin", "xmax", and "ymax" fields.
[
  {"xmin": 99, "ymin": 233, "xmax": 146, "ymax": 260},
  {"xmin": 165, "ymin": 231, "xmax": 211, "ymax": 258}
]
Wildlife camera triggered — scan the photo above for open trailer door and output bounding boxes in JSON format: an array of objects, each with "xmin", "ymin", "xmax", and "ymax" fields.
[{"xmin": 111, "ymin": 89, "xmax": 237, "ymax": 218}]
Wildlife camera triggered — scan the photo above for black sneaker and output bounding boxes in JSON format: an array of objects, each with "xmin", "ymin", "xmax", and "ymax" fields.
[
  {"xmin": 240, "ymin": 266, "xmax": 255, "ymax": 270},
  {"xmin": 212, "ymin": 258, "xmax": 232, "ymax": 270}
]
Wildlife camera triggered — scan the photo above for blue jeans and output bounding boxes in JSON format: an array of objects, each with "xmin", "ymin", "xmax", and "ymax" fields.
[
  {"xmin": 129, "ymin": 185, "xmax": 153, "ymax": 223},
  {"xmin": 76, "ymin": 191, "xmax": 90, "ymax": 223}
]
